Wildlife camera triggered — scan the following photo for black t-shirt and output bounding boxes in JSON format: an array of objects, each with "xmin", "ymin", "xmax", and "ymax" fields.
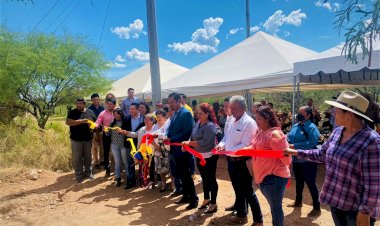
[{"xmin": 67, "ymin": 108, "xmax": 96, "ymax": 141}]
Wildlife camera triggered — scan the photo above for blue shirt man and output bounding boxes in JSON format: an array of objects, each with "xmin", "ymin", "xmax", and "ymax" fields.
[{"xmin": 121, "ymin": 88, "xmax": 140, "ymax": 117}]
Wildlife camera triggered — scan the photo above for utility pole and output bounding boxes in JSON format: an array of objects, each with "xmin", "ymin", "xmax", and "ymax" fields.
[
  {"xmin": 246, "ymin": 0, "xmax": 253, "ymax": 111},
  {"xmin": 246, "ymin": 0, "xmax": 250, "ymax": 38},
  {"xmin": 146, "ymin": 0, "xmax": 161, "ymax": 104}
]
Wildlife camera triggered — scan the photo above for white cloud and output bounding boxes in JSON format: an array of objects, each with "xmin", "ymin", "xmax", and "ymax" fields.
[
  {"xmin": 250, "ymin": 26, "xmax": 260, "ymax": 34},
  {"xmin": 168, "ymin": 17, "xmax": 224, "ymax": 55},
  {"xmin": 229, "ymin": 28, "xmax": 243, "ymax": 35},
  {"xmin": 110, "ymin": 19, "xmax": 146, "ymax": 39},
  {"xmin": 114, "ymin": 54, "xmax": 126, "ymax": 62},
  {"xmin": 126, "ymin": 48, "xmax": 149, "ymax": 61},
  {"xmin": 226, "ymin": 27, "xmax": 243, "ymax": 39},
  {"xmin": 283, "ymin": 9, "xmax": 307, "ymax": 26},
  {"xmin": 107, "ymin": 62, "xmax": 126, "ymax": 68},
  {"xmin": 263, "ymin": 9, "xmax": 306, "ymax": 35},
  {"xmin": 315, "ymin": 0, "xmax": 340, "ymax": 12}
]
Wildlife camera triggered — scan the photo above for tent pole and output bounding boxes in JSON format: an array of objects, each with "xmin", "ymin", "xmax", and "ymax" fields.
[
  {"xmin": 297, "ymin": 74, "xmax": 300, "ymax": 110},
  {"xmin": 246, "ymin": 91, "xmax": 253, "ymax": 115},
  {"xmin": 292, "ymin": 75, "xmax": 296, "ymax": 126}
]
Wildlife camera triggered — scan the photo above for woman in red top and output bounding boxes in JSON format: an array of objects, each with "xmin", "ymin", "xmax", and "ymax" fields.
[{"xmin": 248, "ymin": 106, "xmax": 291, "ymax": 226}]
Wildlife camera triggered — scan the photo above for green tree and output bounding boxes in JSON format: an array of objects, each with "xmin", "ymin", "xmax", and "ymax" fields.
[
  {"xmin": 0, "ymin": 27, "xmax": 111, "ymax": 128},
  {"xmin": 333, "ymin": 0, "xmax": 380, "ymax": 66}
]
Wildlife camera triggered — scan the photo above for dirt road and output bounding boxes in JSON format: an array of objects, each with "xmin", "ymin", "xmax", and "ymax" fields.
[{"xmin": 0, "ymin": 158, "xmax": 346, "ymax": 226}]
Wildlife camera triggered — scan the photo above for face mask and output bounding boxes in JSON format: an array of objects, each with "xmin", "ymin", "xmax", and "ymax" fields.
[{"xmin": 297, "ymin": 114, "xmax": 305, "ymax": 122}]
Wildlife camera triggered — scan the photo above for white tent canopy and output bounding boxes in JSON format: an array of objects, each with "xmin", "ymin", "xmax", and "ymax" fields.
[
  {"xmin": 112, "ymin": 58, "xmax": 188, "ymax": 99},
  {"xmin": 160, "ymin": 31, "xmax": 317, "ymax": 97},
  {"xmin": 294, "ymin": 39, "xmax": 380, "ymax": 87}
]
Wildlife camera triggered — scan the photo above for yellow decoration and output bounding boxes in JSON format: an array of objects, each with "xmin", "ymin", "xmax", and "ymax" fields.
[
  {"xmin": 103, "ymin": 126, "xmax": 121, "ymax": 133},
  {"xmin": 127, "ymin": 138, "xmax": 137, "ymax": 157},
  {"xmin": 138, "ymin": 144, "xmax": 153, "ymax": 161},
  {"xmin": 86, "ymin": 120, "xmax": 97, "ymax": 130}
]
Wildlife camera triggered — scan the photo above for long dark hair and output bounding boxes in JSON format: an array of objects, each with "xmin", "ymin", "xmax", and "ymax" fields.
[
  {"xmin": 139, "ymin": 102, "xmax": 150, "ymax": 115},
  {"xmin": 303, "ymin": 106, "xmax": 314, "ymax": 121},
  {"xmin": 199, "ymin": 103, "xmax": 218, "ymax": 125},
  {"xmin": 111, "ymin": 108, "xmax": 124, "ymax": 127},
  {"xmin": 257, "ymin": 105, "xmax": 280, "ymax": 128}
]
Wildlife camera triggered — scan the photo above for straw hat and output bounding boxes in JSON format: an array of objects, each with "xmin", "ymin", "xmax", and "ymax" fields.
[{"xmin": 325, "ymin": 91, "xmax": 372, "ymax": 122}]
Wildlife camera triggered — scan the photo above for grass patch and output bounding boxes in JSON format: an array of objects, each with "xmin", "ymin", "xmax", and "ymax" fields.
[{"xmin": 0, "ymin": 115, "xmax": 72, "ymax": 172}]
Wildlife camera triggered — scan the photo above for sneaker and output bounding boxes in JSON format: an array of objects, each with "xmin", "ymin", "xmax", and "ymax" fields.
[
  {"xmin": 88, "ymin": 174, "xmax": 94, "ymax": 180},
  {"xmin": 307, "ymin": 208, "xmax": 321, "ymax": 218}
]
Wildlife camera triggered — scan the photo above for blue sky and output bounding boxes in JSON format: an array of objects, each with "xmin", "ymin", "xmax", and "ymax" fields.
[{"xmin": 1, "ymin": 0, "xmax": 362, "ymax": 80}]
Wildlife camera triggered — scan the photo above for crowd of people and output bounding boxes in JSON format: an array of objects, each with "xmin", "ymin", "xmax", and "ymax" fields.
[{"xmin": 66, "ymin": 88, "xmax": 380, "ymax": 226}]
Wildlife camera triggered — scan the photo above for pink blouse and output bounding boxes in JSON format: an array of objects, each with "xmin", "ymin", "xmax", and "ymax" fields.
[{"xmin": 251, "ymin": 127, "xmax": 291, "ymax": 184}]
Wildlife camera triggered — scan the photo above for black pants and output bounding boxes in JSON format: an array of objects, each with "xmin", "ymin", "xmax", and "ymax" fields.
[
  {"xmin": 227, "ymin": 159, "xmax": 238, "ymax": 208},
  {"xmin": 175, "ymin": 153, "xmax": 198, "ymax": 203},
  {"xmin": 228, "ymin": 158, "xmax": 263, "ymax": 223},
  {"xmin": 149, "ymin": 157, "xmax": 161, "ymax": 182},
  {"xmin": 197, "ymin": 155, "xmax": 219, "ymax": 204},
  {"xmin": 293, "ymin": 161, "xmax": 320, "ymax": 209},
  {"xmin": 331, "ymin": 207, "xmax": 376, "ymax": 226},
  {"xmin": 102, "ymin": 134, "xmax": 111, "ymax": 170}
]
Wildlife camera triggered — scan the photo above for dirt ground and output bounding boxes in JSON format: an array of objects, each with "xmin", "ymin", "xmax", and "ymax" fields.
[{"xmin": 0, "ymin": 157, "xmax": 375, "ymax": 226}]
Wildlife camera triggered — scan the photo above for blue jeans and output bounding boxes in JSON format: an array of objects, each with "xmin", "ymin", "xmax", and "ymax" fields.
[
  {"xmin": 259, "ymin": 175, "xmax": 288, "ymax": 226},
  {"xmin": 111, "ymin": 144, "xmax": 128, "ymax": 179},
  {"xmin": 126, "ymin": 148, "xmax": 136, "ymax": 185},
  {"xmin": 330, "ymin": 207, "xmax": 376, "ymax": 226},
  {"xmin": 169, "ymin": 154, "xmax": 182, "ymax": 192}
]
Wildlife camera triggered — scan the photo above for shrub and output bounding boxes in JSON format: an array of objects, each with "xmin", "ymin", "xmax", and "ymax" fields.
[{"xmin": 0, "ymin": 116, "xmax": 72, "ymax": 172}]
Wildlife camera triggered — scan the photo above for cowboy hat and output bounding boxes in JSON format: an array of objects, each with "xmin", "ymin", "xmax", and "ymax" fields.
[{"xmin": 325, "ymin": 91, "xmax": 372, "ymax": 122}]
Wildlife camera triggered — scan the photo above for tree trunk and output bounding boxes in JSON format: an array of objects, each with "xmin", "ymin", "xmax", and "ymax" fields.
[{"xmin": 37, "ymin": 113, "xmax": 50, "ymax": 129}]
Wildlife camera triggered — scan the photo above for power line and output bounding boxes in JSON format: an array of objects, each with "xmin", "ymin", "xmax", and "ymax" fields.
[
  {"xmin": 95, "ymin": 0, "xmax": 112, "ymax": 56},
  {"xmin": 45, "ymin": 0, "xmax": 76, "ymax": 32},
  {"xmin": 32, "ymin": 0, "xmax": 60, "ymax": 31},
  {"xmin": 53, "ymin": 0, "xmax": 82, "ymax": 33}
]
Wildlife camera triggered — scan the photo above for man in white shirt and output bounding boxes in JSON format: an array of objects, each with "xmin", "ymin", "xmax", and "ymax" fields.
[{"xmin": 216, "ymin": 95, "xmax": 263, "ymax": 225}]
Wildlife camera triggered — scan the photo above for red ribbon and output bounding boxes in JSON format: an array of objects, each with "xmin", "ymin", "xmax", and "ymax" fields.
[
  {"xmin": 163, "ymin": 142, "xmax": 291, "ymax": 188},
  {"xmin": 212, "ymin": 149, "xmax": 290, "ymax": 188},
  {"xmin": 165, "ymin": 142, "xmax": 207, "ymax": 166},
  {"xmin": 211, "ymin": 149, "xmax": 285, "ymax": 158}
]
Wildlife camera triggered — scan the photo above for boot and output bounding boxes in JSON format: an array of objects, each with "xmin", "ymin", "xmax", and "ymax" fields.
[
  {"xmin": 116, "ymin": 178, "xmax": 121, "ymax": 187},
  {"xmin": 104, "ymin": 168, "xmax": 111, "ymax": 177}
]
